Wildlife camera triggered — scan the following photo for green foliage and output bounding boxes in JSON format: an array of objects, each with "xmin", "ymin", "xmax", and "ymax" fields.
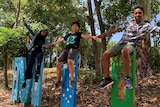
[
  {"xmin": 0, "ymin": 26, "xmax": 26, "ymax": 57},
  {"xmin": 107, "ymin": 41, "xmax": 117, "ymax": 49},
  {"xmin": 78, "ymin": 68, "xmax": 103, "ymax": 85},
  {"xmin": 101, "ymin": 0, "xmax": 136, "ymax": 30},
  {"xmin": 151, "ymin": 47, "xmax": 160, "ymax": 73},
  {"xmin": 13, "ymin": 0, "xmax": 28, "ymax": 9},
  {"xmin": 151, "ymin": 0, "xmax": 160, "ymax": 19}
]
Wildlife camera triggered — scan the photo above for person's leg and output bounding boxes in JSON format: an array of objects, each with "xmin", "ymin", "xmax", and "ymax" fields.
[
  {"xmin": 67, "ymin": 48, "xmax": 78, "ymax": 88},
  {"xmin": 54, "ymin": 49, "xmax": 68, "ymax": 89},
  {"xmin": 121, "ymin": 48, "xmax": 130, "ymax": 77},
  {"xmin": 67, "ymin": 59, "xmax": 74, "ymax": 81},
  {"xmin": 99, "ymin": 44, "xmax": 123, "ymax": 89},
  {"xmin": 35, "ymin": 51, "xmax": 43, "ymax": 75},
  {"xmin": 121, "ymin": 44, "xmax": 135, "ymax": 89},
  {"xmin": 102, "ymin": 50, "xmax": 116, "ymax": 78},
  {"xmin": 56, "ymin": 61, "xmax": 64, "ymax": 82},
  {"xmin": 121, "ymin": 44, "xmax": 135, "ymax": 77},
  {"xmin": 67, "ymin": 48, "xmax": 78, "ymax": 80},
  {"xmin": 34, "ymin": 51, "xmax": 43, "ymax": 81},
  {"xmin": 22, "ymin": 51, "xmax": 36, "ymax": 88},
  {"xmin": 24, "ymin": 51, "xmax": 36, "ymax": 80}
]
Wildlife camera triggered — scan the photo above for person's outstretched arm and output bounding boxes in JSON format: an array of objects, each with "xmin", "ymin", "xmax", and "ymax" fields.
[
  {"xmin": 98, "ymin": 29, "xmax": 117, "ymax": 38},
  {"xmin": 51, "ymin": 38, "xmax": 65, "ymax": 48},
  {"xmin": 22, "ymin": 17, "xmax": 35, "ymax": 36},
  {"xmin": 81, "ymin": 34, "xmax": 98, "ymax": 40}
]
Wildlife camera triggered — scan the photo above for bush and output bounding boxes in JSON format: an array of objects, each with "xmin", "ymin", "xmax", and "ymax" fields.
[{"xmin": 78, "ymin": 68, "xmax": 103, "ymax": 85}]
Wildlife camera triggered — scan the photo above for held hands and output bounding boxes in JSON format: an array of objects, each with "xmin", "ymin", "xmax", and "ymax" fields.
[
  {"xmin": 98, "ymin": 34, "xmax": 105, "ymax": 38},
  {"xmin": 51, "ymin": 42, "xmax": 56, "ymax": 48},
  {"xmin": 92, "ymin": 36, "xmax": 98, "ymax": 40}
]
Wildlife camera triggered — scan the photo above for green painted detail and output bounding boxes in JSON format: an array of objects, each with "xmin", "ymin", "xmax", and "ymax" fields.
[{"xmin": 111, "ymin": 51, "xmax": 136, "ymax": 107}]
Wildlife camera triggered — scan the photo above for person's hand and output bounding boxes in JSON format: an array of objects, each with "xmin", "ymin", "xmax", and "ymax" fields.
[
  {"xmin": 92, "ymin": 36, "xmax": 98, "ymax": 40},
  {"xmin": 98, "ymin": 34, "xmax": 105, "ymax": 38},
  {"xmin": 51, "ymin": 42, "xmax": 56, "ymax": 48},
  {"xmin": 22, "ymin": 17, "xmax": 25, "ymax": 23}
]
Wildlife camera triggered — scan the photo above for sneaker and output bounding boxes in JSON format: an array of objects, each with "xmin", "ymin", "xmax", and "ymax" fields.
[
  {"xmin": 70, "ymin": 80, "xmax": 74, "ymax": 88},
  {"xmin": 52, "ymin": 81, "xmax": 62, "ymax": 90},
  {"xmin": 125, "ymin": 77, "xmax": 133, "ymax": 89},
  {"xmin": 35, "ymin": 76, "xmax": 39, "ymax": 82},
  {"xmin": 22, "ymin": 81, "xmax": 26, "ymax": 88},
  {"xmin": 35, "ymin": 69, "xmax": 40, "ymax": 76},
  {"xmin": 98, "ymin": 78, "xmax": 114, "ymax": 89},
  {"xmin": 35, "ymin": 69, "xmax": 40, "ymax": 82}
]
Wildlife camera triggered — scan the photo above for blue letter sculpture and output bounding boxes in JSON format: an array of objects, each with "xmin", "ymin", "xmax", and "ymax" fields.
[
  {"xmin": 60, "ymin": 56, "xmax": 79, "ymax": 107},
  {"xmin": 12, "ymin": 57, "xmax": 26, "ymax": 102},
  {"xmin": 12, "ymin": 57, "xmax": 44, "ymax": 107}
]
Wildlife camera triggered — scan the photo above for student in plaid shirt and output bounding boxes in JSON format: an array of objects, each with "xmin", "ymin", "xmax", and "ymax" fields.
[{"xmin": 98, "ymin": 5, "xmax": 160, "ymax": 89}]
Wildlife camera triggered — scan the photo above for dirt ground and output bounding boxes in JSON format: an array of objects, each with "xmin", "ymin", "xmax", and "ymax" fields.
[{"xmin": 0, "ymin": 69, "xmax": 160, "ymax": 107}]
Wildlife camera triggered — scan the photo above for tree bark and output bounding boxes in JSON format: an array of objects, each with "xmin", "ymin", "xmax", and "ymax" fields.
[
  {"xmin": 3, "ymin": 51, "xmax": 8, "ymax": 89},
  {"xmin": 94, "ymin": 0, "xmax": 106, "ymax": 52},
  {"xmin": 87, "ymin": 0, "xmax": 101, "ymax": 74},
  {"xmin": 137, "ymin": 0, "xmax": 152, "ymax": 80},
  {"xmin": 13, "ymin": 0, "xmax": 21, "ymax": 28}
]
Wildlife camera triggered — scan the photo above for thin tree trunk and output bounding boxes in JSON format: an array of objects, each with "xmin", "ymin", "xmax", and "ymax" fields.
[
  {"xmin": 87, "ymin": 0, "xmax": 101, "ymax": 74},
  {"xmin": 13, "ymin": 0, "xmax": 21, "ymax": 28},
  {"xmin": 94, "ymin": 0, "xmax": 106, "ymax": 52},
  {"xmin": 3, "ymin": 52, "xmax": 8, "ymax": 89}
]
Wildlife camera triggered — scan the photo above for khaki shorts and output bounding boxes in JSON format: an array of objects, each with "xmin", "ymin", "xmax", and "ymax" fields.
[{"xmin": 109, "ymin": 43, "xmax": 135, "ymax": 55}]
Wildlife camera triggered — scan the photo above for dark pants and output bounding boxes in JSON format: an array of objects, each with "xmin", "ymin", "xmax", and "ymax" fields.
[{"xmin": 24, "ymin": 50, "xmax": 43, "ymax": 80}]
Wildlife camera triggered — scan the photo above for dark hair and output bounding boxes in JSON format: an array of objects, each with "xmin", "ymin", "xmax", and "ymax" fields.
[
  {"xmin": 71, "ymin": 21, "xmax": 80, "ymax": 28},
  {"xmin": 133, "ymin": 5, "xmax": 144, "ymax": 13},
  {"xmin": 39, "ymin": 29, "xmax": 48, "ymax": 36}
]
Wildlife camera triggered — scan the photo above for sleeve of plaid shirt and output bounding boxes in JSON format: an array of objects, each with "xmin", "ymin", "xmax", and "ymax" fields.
[
  {"xmin": 116, "ymin": 21, "xmax": 128, "ymax": 32},
  {"xmin": 147, "ymin": 23, "xmax": 160, "ymax": 33}
]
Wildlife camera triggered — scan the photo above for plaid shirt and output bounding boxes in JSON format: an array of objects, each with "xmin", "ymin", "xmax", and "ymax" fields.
[{"xmin": 116, "ymin": 20, "xmax": 160, "ymax": 48}]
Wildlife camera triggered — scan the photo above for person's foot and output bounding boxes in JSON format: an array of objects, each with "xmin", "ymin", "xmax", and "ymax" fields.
[
  {"xmin": 51, "ymin": 81, "xmax": 62, "ymax": 90},
  {"xmin": 36, "ymin": 69, "xmax": 40, "ymax": 76},
  {"xmin": 35, "ymin": 76, "xmax": 39, "ymax": 82},
  {"xmin": 22, "ymin": 81, "xmax": 26, "ymax": 88},
  {"xmin": 35, "ymin": 69, "xmax": 40, "ymax": 82},
  {"xmin": 70, "ymin": 80, "xmax": 74, "ymax": 88},
  {"xmin": 125, "ymin": 77, "xmax": 133, "ymax": 89},
  {"xmin": 98, "ymin": 78, "xmax": 114, "ymax": 89}
]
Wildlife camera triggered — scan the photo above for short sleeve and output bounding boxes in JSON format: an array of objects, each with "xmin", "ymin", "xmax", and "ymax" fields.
[
  {"xmin": 116, "ymin": 21, "xmax": 128, "ymax": 32},
  {"xmin": 64, "ymin": 34, "xmax": 70, "ymax": 41},
  {"xmin": 147, "ymin": 23, "xmax": 160, "ymax": 33},
  {"xmin": 77, "ymin": 32, "xmax": 82, "ymax": 38}
]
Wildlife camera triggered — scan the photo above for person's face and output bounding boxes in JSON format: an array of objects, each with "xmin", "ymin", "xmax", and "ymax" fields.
[
  {"xmin": 41, "ymin": 30, "xmax": 48, "ymax": 36},
  {"xmin": 71, "ymin": 24, "xmax": 80, "ymax": 33},
  {"xmin": 133, "ymin": 8, "xmax": 144, "ymax": 22}
]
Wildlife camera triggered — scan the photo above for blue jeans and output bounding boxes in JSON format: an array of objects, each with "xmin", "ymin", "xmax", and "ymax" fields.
[{"xmin": 24, "ymin": 50, "xmax": 43, "ymax": 80}]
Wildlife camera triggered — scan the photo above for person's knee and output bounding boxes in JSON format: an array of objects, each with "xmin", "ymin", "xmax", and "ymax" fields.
[
  {"xmin": 67, "ymin": 59, "xmax": 74, "ymax": 66},
  {"xmin": 102, "ymin": 50, "xmax": 113, "ymax": 59},
  {"xmin": 121, "ymin": 48, "xmax": 130, "ymax": 56},
  {"xmin": 56, "ymin": 62, "xmax": 63, "ymax": 68}
]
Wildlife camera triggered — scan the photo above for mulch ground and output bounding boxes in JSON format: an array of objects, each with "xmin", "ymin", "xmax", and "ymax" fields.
[{"xmin": 0, "ymin": 69, "xmax": 160, "ymax": 107}]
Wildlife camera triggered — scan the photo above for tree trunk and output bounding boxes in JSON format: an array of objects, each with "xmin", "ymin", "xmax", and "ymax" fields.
[
  {"xmin": 13, "ymin": 0, "xmax": 21, "ymax": 28},
  {"xmin": 137, "ymin": 0, "xmax": 152, "ymax": 80},
  {"xmin": 3, "ymin": 52, "xmax": 8, "ymax": 89},
  {"xmin": 87, "ymin": 0, "xmax": 101, "ymax": 74},
  {"xmin": 94, "ymin": 0, "xmax": 106, "ymax": 52}
]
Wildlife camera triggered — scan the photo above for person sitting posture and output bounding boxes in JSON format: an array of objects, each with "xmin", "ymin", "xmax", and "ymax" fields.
[
  {"xmin": 98, "ymin": 5, "xmax": 160, "ymax": 89},
  {"xmin": 51, "ymin": 21, "xmax": 97, "ymax": 89},
  {"xmin": 22, "ymin": 18, "xmax": 49, "ymax": 88}
]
